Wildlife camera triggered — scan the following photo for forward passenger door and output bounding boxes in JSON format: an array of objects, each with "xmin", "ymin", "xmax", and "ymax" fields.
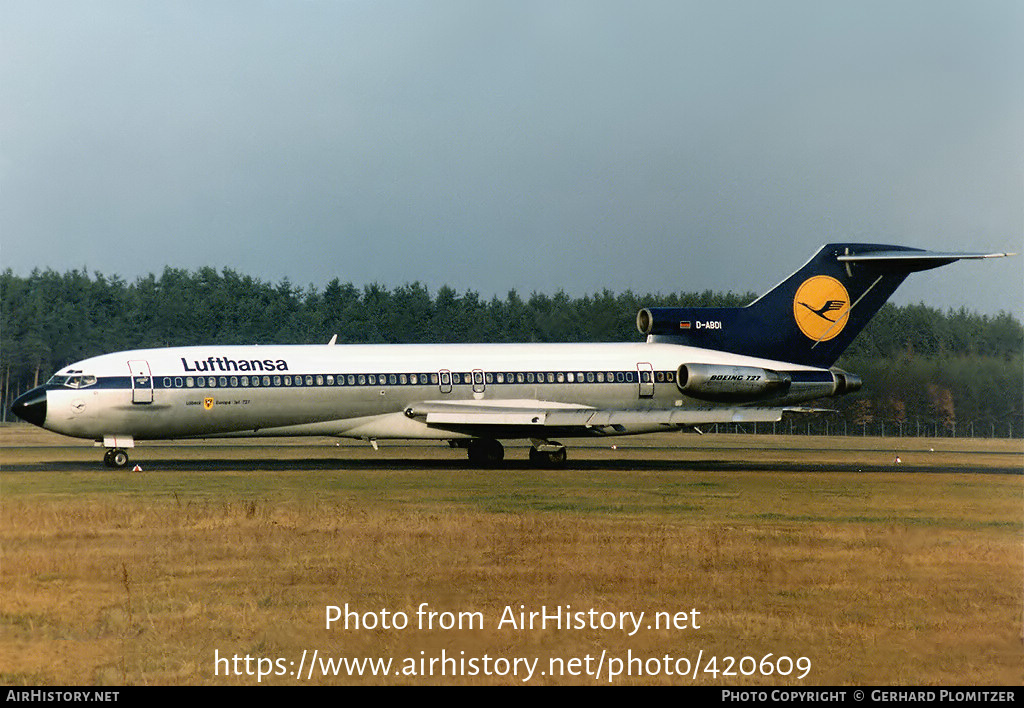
[{"xmin": 128, "ymin": 360, "xmax": 154, "ymax": 404}]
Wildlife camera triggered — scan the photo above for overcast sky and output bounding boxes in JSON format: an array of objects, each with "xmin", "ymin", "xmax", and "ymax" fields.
[{"xmin": 2, "ymin": 1, "xmax": 1021, "ymax": 324}]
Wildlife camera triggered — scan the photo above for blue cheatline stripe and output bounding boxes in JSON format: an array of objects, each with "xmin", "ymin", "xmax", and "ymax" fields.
[
  {"xmin": 51, "ymin": 368, "xmax": 832, "ymax": 392},
  {"xmin": 57, "ymin": 369, "xmax": 674, "ymax": 391}
]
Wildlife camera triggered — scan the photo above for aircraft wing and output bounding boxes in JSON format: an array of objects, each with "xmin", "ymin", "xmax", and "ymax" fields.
[{"xmin": 404, "ymin": 399, "xmax": 786, "ymax": 432}]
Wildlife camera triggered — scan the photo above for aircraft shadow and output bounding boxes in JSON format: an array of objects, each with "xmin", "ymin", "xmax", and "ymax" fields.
[{"xmin": 6, "ymin": 457, "xmax": 1020, "ymax": 475}]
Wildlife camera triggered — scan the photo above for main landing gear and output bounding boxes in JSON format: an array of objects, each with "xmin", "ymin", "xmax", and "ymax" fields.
[
  {"xmin": 103, "ymin": 448, "xmax": 130, "ymax": 469},
  {"xmin": 460, "ymin": 439, "xmax": 568, "ymax": 467},
  {"xmin": 528, "ymin": 440, "xmax": 567, "ymax": 468},
  {"xmin": 466, "ymin": 438, "xmax": 505, "ymax": 465}
]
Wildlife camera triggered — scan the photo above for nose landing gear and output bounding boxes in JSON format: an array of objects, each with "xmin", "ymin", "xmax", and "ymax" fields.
[{"xmin": 103, "ymin": 448, "xmax": 130, "ymax": 469}]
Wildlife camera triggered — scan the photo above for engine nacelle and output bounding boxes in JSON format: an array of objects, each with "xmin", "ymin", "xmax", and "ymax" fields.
[
  {"xmin": 676, "ymin": 363, "xmax": 792, "ymax": 402},
  {"xmin": 832, "ymin": 369, "xmax": 862, "ymax": 395}
]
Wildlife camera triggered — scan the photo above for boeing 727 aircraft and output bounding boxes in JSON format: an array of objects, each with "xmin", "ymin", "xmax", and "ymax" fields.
[{"xmin": 10, "ymin": 243, "xmax": 1011, "ymax": 468}]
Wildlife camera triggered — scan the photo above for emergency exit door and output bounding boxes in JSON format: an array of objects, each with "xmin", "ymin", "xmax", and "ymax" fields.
[{"xmin": 637, "ymin": 362, "xmax": 654, "ymax": 398}]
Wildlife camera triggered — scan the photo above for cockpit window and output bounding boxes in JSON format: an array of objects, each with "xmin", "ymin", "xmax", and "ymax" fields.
[{"xmin": 47, "ymin": 374, "xmax": 97, "ymax": 389}]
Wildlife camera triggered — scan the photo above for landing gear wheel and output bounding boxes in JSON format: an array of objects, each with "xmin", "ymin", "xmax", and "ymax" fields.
[
  {"xmin": 104, "ymin": 448, "xmax": 129, "ymax": 469},
  {"xmin": 529, "ymin": 444, "xmax": 567, "ymax": 468},
  {"xmin": 466, "ymin": 439, "xmax": 504, "ymax": 466}
]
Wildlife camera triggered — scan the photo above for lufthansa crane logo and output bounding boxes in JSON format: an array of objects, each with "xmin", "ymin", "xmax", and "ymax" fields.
[{"xmin": 793, "ymin": 276, "xmax": 850, "ymax": 342}]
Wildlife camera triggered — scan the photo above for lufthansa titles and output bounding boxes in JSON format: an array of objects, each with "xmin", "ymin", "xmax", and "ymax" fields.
[{"xmin": 181, "ymin": 356, "xmax": 289, "ymax": 373}]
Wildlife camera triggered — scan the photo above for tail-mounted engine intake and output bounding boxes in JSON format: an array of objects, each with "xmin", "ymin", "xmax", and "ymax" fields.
[{"xmin": 637, "ymin": 307, "xmax": 707, "ymax": 336}]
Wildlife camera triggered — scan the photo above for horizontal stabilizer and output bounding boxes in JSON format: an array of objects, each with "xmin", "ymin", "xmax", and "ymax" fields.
[{"xmin": 837, "ymin": 249, "xmax": 1014, "ymax": 270}]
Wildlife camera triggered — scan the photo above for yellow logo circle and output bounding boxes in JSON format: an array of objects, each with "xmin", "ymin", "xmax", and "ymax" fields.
[{"xmin": 793, "ymin": 276, "xmax": 850, "ymax": 341}]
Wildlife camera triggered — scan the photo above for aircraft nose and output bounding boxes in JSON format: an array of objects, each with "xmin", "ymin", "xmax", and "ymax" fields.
[{"xmin": 11, "ymin": 388, "xmax": 47, "ymax": 428}]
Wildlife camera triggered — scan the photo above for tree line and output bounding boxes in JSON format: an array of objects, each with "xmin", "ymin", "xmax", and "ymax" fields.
[{"xmin": 2, "ymin": 267, "xmax": 1021, "ymax": 435}]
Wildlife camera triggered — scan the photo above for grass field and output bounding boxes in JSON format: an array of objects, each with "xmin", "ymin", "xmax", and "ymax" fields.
[{"xmin": 1, "ymin": 424, "xmax": 1021, "ymax": 685}]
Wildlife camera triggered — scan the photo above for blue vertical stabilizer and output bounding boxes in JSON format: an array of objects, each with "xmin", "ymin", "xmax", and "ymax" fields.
[{"xmin": 638, "ymin": 243, "xmax": 1010, "ymax": 367}]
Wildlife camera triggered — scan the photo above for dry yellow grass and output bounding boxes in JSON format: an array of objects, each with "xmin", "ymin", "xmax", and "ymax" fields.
[{"xmin": 1, "ymin": 424, "xmax": 1021, "ymax": 685}]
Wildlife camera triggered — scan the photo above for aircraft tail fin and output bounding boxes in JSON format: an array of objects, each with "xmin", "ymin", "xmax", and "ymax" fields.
[{"xmin": 638, "ymin": 243, "xmax": 1013, "ymax": 367}]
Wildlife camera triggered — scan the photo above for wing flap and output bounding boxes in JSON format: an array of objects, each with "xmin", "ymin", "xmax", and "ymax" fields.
[
  {"xmin": 405, "ymin": 399, "xmax": 785, "ymax": 430},
  {"xmin": 409, "ymin": 399, "xmax": 594, "ymax": 427}
]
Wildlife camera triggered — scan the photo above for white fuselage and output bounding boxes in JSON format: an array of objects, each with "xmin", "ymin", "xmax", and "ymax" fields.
[{"xmin": 37, "ymin": 340, "xmax": 833, "ymax": 443}]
